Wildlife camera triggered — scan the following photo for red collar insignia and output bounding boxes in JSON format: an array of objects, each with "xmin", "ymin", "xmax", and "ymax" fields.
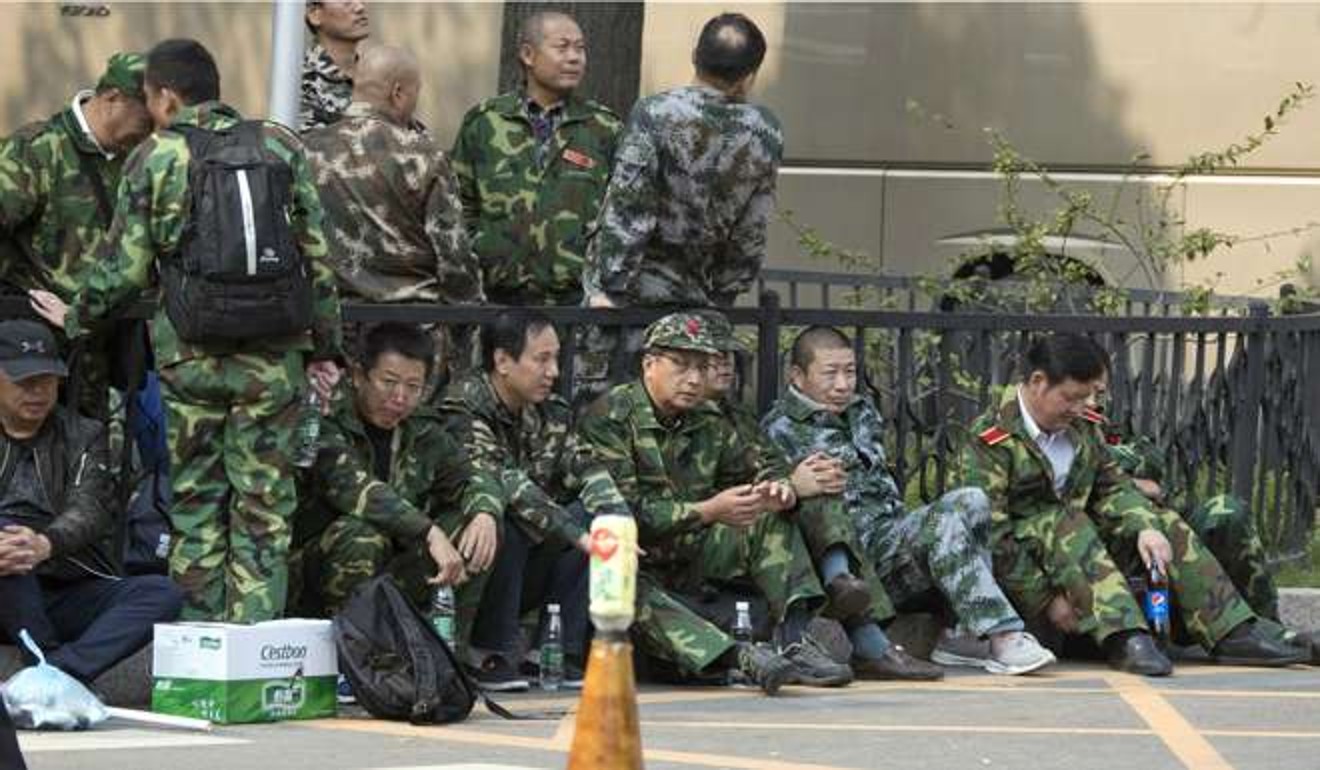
[
  {"xmin": 979, "ymin": 426, "xmax": 1010, "ymax": 446},
  {"xmin": 1081, "ymin": 408, "xmax": 1106, "ymax": 425},
  {"xmin": 562, "ymin": 148, "xmax": 596, "ymax": 170}
]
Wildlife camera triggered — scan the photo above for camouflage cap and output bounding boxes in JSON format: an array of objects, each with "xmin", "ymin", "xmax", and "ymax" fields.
[
  {"xmin": 643, "ymin": 311, "xmax": 723, "ymax": 355},
  {"xmin": 696, "ymin": 310, "xmax": 747, "ymax": 353},
  {"xmin": 96, "ymin": 52, "xmax": 145, "ymax": 99}
]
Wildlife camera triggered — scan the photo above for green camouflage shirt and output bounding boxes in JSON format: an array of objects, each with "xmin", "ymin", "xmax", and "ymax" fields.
[
  {"xmin": 64, "ymin": 101, "xmax": 343, "ymax": 366},
  {"xmin": 438, "ymin": 370, "xmax": 628, "ymax": 545},
  {"xmin": 0, "ymin": 98, "xmax": 127, "ymax": 300},
  {"xmin": 960, "ymin": 388, "xmax": 1163, "ymax": 549},
  {"xmin": 450, "ymin": 91, "xmax": 621, "ymax": 305},
  {"xmin": 299, "ymin": 390, "xmax": 503, "ymax": 544},
  {"xmin": 582, "ymin": 85, "xmax": 783, "ymax": 308},
  {"xmin": 578, "ymin": 380, "xmax": 788, "ymax": 547},
  {"xmin": 304, "ymin": 102, "xmax": 483, "ymax": 304}
]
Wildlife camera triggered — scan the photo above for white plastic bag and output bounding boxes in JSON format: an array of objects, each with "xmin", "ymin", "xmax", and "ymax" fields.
[{"xmin": 1, "ymin": 630, "xmax": 108, "ymax": 730}]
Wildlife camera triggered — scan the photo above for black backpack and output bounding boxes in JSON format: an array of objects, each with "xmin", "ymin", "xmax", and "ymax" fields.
[
  {"xmin": 161, "ymin": 121, "xmax": 314, "ymax": 344},
  {"xmin": 333, "ymin": 575, "xmax": 478, "ymax": 724}
]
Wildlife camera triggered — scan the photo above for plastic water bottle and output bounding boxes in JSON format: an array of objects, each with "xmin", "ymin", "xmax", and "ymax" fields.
[
  {"xmin": 291, "ymin": 390, "xmax": 323, "ymax": 468},
  {"xmin": 541, "ymin": 603, "xmax": 565, "ymax": 691},
  {"xmin": 430, "ymin": 585, "xmax": 455, "ymax": 646},
  {"xmin": 728, "ymin": 601, "xmax": 754, "ymax": 687}
]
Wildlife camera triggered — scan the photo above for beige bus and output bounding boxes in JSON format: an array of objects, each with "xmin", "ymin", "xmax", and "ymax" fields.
[{"xmin": 4, "ymin": 2, "xmax": 1319, "ymax": 296}]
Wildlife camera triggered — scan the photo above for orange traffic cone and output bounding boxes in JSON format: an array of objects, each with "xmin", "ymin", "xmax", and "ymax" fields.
[{"xmin": 566, "ymin": 631, "xmax": 643, "ymax": 769}]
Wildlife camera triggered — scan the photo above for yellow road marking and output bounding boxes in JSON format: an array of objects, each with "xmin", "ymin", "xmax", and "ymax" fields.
[
  {"xmin": 1104, "ymin": 673, "xmax": 1233, "ymax": 770},
  {"xmin": 641, "ymin": 720, "xmax": 1150, "ymax": 736}
]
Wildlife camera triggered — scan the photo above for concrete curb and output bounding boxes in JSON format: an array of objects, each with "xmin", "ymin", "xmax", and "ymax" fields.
[{"xmin": 1279, "ymin": 587, "xmax": 1320, "ymax": 631}]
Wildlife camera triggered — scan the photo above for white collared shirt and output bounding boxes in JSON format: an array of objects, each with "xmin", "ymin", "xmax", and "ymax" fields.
[
  {"xmin": 1017, "ymin": 386, "xmax": 1075, "ymax": 494},
  {"xmin": 70, "ymin": 90, "xmax": 114, "ymax": 160}
]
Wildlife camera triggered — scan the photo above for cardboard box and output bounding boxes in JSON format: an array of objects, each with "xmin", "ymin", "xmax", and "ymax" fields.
[{"xmin": 152, "ymin": 619, "xmax": 337, "ymax": 724}]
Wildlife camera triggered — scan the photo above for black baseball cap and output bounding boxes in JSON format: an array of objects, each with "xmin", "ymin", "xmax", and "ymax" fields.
[{"xmin": 0, "ymin": 320, "xmax": 67, "ymax": 381}]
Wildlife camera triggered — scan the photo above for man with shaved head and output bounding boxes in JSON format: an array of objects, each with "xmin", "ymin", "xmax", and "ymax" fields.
[{"xmin": 305, "ymin": 45, "xmax": 483, "ymax": 376}]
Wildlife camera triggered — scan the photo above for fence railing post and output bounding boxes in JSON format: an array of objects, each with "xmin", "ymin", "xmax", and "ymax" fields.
[
  {"xmin": 757, "ymin": 290, "xmax": 782, "ymax": 414},
  {"xmin": 1231, "ymin": 301, "xmax": 1270, "ymax": 502}
]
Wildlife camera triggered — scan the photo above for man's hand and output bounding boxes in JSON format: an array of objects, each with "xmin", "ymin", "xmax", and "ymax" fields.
[
  {"xmin": 790, "ymin": 453, "xmax": 847, "ymax": 499},
  {"xmin": 456, "ymin": 513, "xmax": 499, "ymax": 574},
  {"xmin": 576, "ymin": 533, "xmax": 591, "ymax": 554},
  {"xmin": 586, "ymin": 293, "xmax": 616, "ymax": 309},
  {"xmin": 696, "ymin": 484, "xmax": 764, "ymax": 528},
  {"xmin": 305, "ymin": 360, "xmax": 341, "ymax": 410},
  {"xmin": 752, "ymin": 479, "xmax": 796, "ymax": 513},
  {"xmin": 1133, "ymin": 478, "xmax": 1164, "ymax": 503},
  {"xmin": 1046, "ymin": 593, "xmax": 1080, "ymax": 633},
  {"xmin": 0, "ymin": 526, "xmax": 50, "ymax": 576},
  {"xmin": 28, "ymin": 290, "xmax": 68, "ymax": 330},
  {"xmin": 1136, "ymin": 528, "xmax": 1173, "ymax": 572},
  {"xmin": 425, "ymin": 525, "xmax": 468, "ymax": 586}
]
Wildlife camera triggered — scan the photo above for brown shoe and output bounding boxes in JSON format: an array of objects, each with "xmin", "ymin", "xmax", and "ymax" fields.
[
  {"xmin": 823, "ymin": 573, "xmax": 871, "ymax": 620},
  {"xmin": 851, "ymin": 645, "xmax": 944, "ymax": 681}
]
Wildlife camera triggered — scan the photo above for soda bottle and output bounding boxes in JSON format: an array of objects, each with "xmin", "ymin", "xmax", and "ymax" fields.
[
  {"xmin": 727, "ymin": 600, "xmax": 754, "ymax": 687},
  {"xmin": 291, "ymin": 390, "xmax": 323, "ymax": 468},
  {"xmin": 430, "ymin": 585, "xmax": 455, "ymax": 646},
  {"xmin": 1143, "ymin": 563, "xmax": 1171, "ymax": 646},
  {"xmin": 540, "ymin": 603, "xmax": 565, "ymax": 692}
]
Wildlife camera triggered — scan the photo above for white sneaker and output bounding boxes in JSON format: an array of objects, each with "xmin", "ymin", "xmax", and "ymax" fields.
[
  {"xmin": 931, "ymin": 632, "xmax": 991, "ymax": 668},
  {"xmin": 985, "ymin": 631, "xmax": 1056, "ymax": 676}
]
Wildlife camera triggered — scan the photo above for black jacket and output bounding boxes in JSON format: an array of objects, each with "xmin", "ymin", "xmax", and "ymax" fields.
[{"xmin": 0, "ymin": 406, "xmax": 112, "ymax": 578}]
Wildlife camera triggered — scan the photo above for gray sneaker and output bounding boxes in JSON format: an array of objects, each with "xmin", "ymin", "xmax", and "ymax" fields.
[
  {"xmin": 986, "ymin": 632, "xmax": 1056, "ymax": 676},
  {"xmin": 931, "ymin": 633, "xmax": 990, "ymax": 669},
  {"xmin": 782, "ymin": 634, "xmax": 855, "ymax": 687},
  {"xmin": 736, "ymin": 643, "xmax": 795, "ymax": 696}
]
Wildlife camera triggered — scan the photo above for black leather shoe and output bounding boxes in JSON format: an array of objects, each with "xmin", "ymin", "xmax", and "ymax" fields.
[
  {"xmin": 1105, "ymin": 632, "xmax": 1173, "ymax": 677},
  {"xmin": 1211, "ymin": 623, "xmax": 1309, "ymax": 667},
  {"xmin": 823, "ymin": 573, "xmax": 872, "ymax": 621},
  {"xmin": 1286, "ymin": 629, "xmax": 1320, "ymax": 665},
  {"xmin": 851, "ymin": 645, "xmax": 944, "ymax": 681}
]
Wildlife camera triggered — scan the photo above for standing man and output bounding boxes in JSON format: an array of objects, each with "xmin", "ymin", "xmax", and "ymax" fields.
[
  {"xmin": 579, "ymin": 312, "xmax": 852, "ymax": 695},
  {"xmin": 578, "ymin": 13, "xmax": 783, "ymax": 404},
  {"xmin": 439, "ymin": 310, "xmax": 631, "ymax": 690},
  {"xmin": 451, "ymin": 10, "xmax": 622, "ymax": 307},
  {"xmin": 301, "ymin": 0, "xmax": 370, "ymax": 132},
  {"xmin": 0, "ymin": 52, "xmax": 151, "ymax": 418},
  {"xmin": 31, "ymin": 39, "xmax": 343, "ymax": 623},
  {"xmin": 961, "ymin": 333, "xmax": 1305, "ymax": 675}
]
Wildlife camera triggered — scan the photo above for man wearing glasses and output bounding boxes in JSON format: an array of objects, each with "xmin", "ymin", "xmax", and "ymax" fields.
[
  {"xmin": 579, "ymin": 311, "xmax": 851, "ymax": 695},
  {"xmin": 289, "ymin": 323, "xmax": 502, "ymax": 658}
]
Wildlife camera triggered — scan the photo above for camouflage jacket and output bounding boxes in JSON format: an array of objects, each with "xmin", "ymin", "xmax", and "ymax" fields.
[
  {"xmin": 299, "ymin": 44, "xmax": 353, "ymax": 132},
  {"xmin": 0, "ymin": 98, "xmax": 128, "ymax": 300},
  {"xmin": 65, "ymin": 101, "xmax": 343, "ymax": 367},
  {"xmin": 578, "ymin": 380, "xmax": 788, "ymax": 547},
  {"xmin": 450, "ymin": 90, "xmax": 621, "ymax": 305},
  {"xmin": 438, "ymin": 370, "xmax": 629, "ymax": 545},
  {"xmin": 304, "ymin": 102, "xmax": 483, "ymax": 304},
  {"xmin": 761, "ymin": 387, "xmax": 906, "ymax": 552},
  {"xmin": 582, "ymin": 85, "xmax": 784, "ymax": 308},
  {"xmin": 717, "ymin": 394, "xmax": 790, "ymax": 478},
  {"xmin": 299, "ymin": 389, "xmax": 503, "ymax": 544},
  {"xmin": 960, "ymin": 388, "xmax": 1163, "ymax": 548}
]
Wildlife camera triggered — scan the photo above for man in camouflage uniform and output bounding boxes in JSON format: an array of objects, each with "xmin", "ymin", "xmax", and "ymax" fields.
[
  {"xmin": 762, "ymin": 326, "xmax": 1054, "ymax": 676},
  {"xmin": 305, "ymin": 45, "xmax": 483, "ymax": 381},
  {"xmin": 439, "ymin": 309, "xmax": 631, "ymax": 690},
  {"xmin": 0, "ymin": 52, "xmax": 151, "ymax": 418},
  {"xmin": 32, "ymin": 40, "xmax": 343, "ymax": 623},
  {"xmin": 578, "ymin": 13, "xmax": 783, "ymax": 407},
  {"xmin": 451, "ymin": 10, "xmax": 620, "ymax": 307},
  {"xmin": 291, "ymin": 323, "xmax": 501, "ymax": 657},
  {"xmin": 961, "ymin": 333, "xmax": 1305, "ymax": 675},
  {"xmin": 579, "ymin": 311, "xmax": 852, "ymax": 695},
  {"xmin": 300, "ymin": 0, "xmax": 369, "ymax": 132}
]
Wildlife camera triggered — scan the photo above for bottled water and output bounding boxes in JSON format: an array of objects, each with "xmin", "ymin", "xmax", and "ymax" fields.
[
  {"xmin": 430, "ymin": 585, "xmax": 455, "ymax": 646},
  {"xmin": 541, "ymin": 603, "xmax": 565, "ymax": 691},
  {"xmin": 291, "ymin": 390, "xmax": 323, "ymax": 468}
]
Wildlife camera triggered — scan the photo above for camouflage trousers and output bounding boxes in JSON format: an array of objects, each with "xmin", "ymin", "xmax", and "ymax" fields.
[
  {"xmin": 633, "ymin": 511, "xmax": 825, "ymax": 677},
  {"xmin": 1182, "ymin": 494, "xmax": 1278, "ymax": 621},
  {"xmin": 160, "ymin": 350, "xmax": 306, "ymax": 623},
  {"xmin": 867, "ymin": 487, "xmax": 1023, "ymax": 637},
  {"xmin": 794, "ymin": 496, "xmax": 896, "ymax": 624},
  {"xmin": 995, "ymin": 506, "xmax": 1255, "ymax": 648}
]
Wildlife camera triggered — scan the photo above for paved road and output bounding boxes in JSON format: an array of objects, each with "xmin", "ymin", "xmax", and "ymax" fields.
[{"xmin": 18, "ymin": 661, "xmax": 1320, "ymax": 770}]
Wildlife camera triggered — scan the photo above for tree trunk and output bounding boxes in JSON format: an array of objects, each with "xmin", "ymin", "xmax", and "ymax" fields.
[{"xmin": 497, "ymin": 3, "xmax": 644, "ymax": 118}]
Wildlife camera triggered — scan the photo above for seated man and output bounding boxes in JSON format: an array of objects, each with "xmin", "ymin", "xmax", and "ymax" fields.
[
  {"xmin": 0, "ymin": 320, "xmax": 181, "ymax": 686},
  {"xmin": 762, "ymin": 327, "xmax": 1053, "ymax": 676},
  {"xmin": 703, "ymin": 317, "xmax": 939, "ymax": 680},
  {"xmin": 579, "ymin": 312, "xmax": 851, "ymax": 695},
  {"xmin": 439, "ymin": 310, "xmax": 632, "ymax": 691},
  {"xmin": 962, "ymin": 333, "xmax": 1305, "ymax": 676},
  {"xmin": 291, "ymin": 323, "xmax": 502, "ymax": 656}
]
